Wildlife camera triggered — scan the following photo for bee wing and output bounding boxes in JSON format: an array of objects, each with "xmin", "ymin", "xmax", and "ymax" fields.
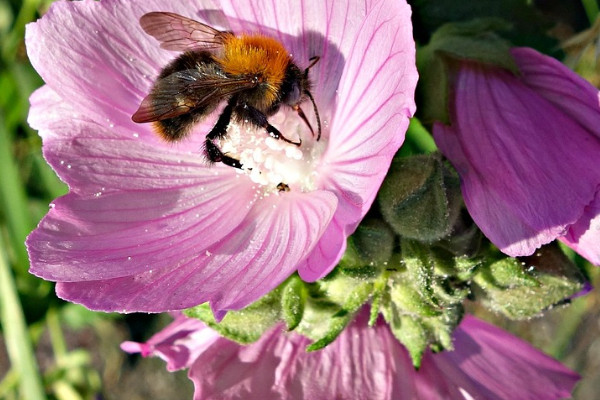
[
  {"xmin": 132, "ymin": 69, "xmax": 255, "ymax": 123},
  {"xmin": 140, "ymin": 12, "xmax": 229, "ymax": 52}
]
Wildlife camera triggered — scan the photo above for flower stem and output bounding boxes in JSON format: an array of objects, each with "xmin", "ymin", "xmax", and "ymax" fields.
[
  {"xmin": 582, "ymin": 0, "xmax": 599, "ymax": 25},
  {"xmin": 0, "ymin": 235, "xmax": 47, "ymax": 400},
  {"xmin": 406, "ymin": 118, "xmax": 437, "ymax": 154},
  {"xmin": 0, "ymin": 113, "xmax": 33, "ymax": 276},
  {"xmin": 46, "ymin": 307, "xmax": 68, "ymax": 365}
]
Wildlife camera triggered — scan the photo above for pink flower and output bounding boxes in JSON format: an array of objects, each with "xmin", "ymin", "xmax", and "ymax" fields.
[
  {"xmin": 434, "ymin": 48, "xmax": 600, "ymax": 264},
  {"xmin": 25, "ymin": 0, "xmax": 417, "ymax": 313},
  {"xmin": 123, "ymin": 311, "xmax": 579, "ymax": 399}
]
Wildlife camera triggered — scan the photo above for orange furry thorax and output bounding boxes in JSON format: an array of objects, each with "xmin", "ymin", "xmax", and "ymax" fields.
[{"xmin": 217, "ymin": 34, "xmax": 290, "ymax": 90}]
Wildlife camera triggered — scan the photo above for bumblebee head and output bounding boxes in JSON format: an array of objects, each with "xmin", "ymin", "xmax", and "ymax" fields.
[{"xmin": 281, "ymin": 57, "xmax": 321, "ymax": 140}]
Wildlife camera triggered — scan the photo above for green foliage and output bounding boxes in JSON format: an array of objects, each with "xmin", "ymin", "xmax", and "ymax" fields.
[
  {"xmin": 378, "ymin": 239, "xmax": 473, "ymax": 367},
  {"xmin": 474, "ymin": 244, "xmax": 586, "ymax": 319},
  {"xmin": 409, "ymin": 0, "xmax": 557, "ymax": 52},
  {"xmin": 304, "ymin": 277, "xmax": 373, "ymax": 351},
  {"xmin": 281, "ymin": 275, "xmax": 306, "ymax": 330},
  {"xmin": 417, "ymin": 19, "xmax": 517, "ymax": 124},
  {"xmin": 185, "ymin": 141, "xmax": 588, "ymax": 369},
  {"xmin": 379, "ymin": 154, "xmax": 461, "ymax": 242},
  {"xmin": 185, "ymin": 287, "xmax": 284, "ymax": 344}
]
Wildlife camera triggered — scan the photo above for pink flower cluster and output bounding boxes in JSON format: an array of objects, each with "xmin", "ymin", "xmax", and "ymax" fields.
[
  {"xmin": 123, "ymin": 310, "xmax": 579, "ymax": 400},
  {"xmin": 25, "ymin": 0, "xmax": 591, "ymax": 398},
  {"xmin": 434, "ymin": 48, "xmax": 600, "ymax": 264}
]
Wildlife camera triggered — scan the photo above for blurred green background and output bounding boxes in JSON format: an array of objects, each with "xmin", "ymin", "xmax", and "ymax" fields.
[{"xmin": 0, "ymin": 0, "xmax": 599, "ymax": 399}]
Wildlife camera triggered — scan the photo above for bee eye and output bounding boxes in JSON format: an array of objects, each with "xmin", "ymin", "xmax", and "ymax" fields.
[{"xmin": 284, "ymin": 82, "xmax": 301, "ymax": 106}]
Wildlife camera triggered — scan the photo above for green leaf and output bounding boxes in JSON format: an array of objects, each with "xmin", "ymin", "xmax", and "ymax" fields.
[
  {"xmin": 404, "ymin": 117, "xmax": 438, "ymax": 154},
  {"xmin": 387, "ymin": 307, "xmax": 428, "ymax": 368},
  {"xmin": 428, "ymin": 19, "xmax": 518, "ymax": 71},
  {"xmin": 410, "ymin": 0, "xmax": 557, "ymax": 52},
  {"xmin": 0, "ymin": 236, "xmax": 47, "ymax": 400},
  {"xmin": 416, "ymin": 50, "xmax": 450, "ymax": 124},
  {"xmin": 0, "ymin": 112, "xmax": 34, "ymax": 276},
  {"xmin": 184, "ymin": 287, "xmax": 283, "ymax": 344},
  {"xmin": 389, "ymin": 280, "xmax": 440, "ymax": 317},
  {"xmin": 281, "ymin": 275, "xmax": 306, "ymax": 331},
  {"xmin": 305, "ymin": 281, "xmax": 373, "ymax": 351},
  {"xmin": 417, "ymin": 19, "xmax": 517, "ymax": 124},
  {"xmin": 369, "ymin": 272, "xmax": 391, "ymax": 326},
  {"xmin": 473, "ymin": 244, "xmax": 586, "ymax": 319}
]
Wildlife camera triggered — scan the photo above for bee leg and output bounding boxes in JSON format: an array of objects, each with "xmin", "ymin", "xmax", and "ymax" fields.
[
  {"xmin": 237, "ymin": 103, "xmax": 301, "ymax": 146},
  {"xmin": 205, "ymin": 97, "xmax": 243, "ymax": 169},
  {"xmin": 205, "ymin": 140, "xmax": 243, "ymax": 169}
]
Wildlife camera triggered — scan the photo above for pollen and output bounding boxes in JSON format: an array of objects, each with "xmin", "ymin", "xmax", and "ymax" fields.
[{"xmin": 216, "ymin": 114, "xmax": 325, "ymax": 193}]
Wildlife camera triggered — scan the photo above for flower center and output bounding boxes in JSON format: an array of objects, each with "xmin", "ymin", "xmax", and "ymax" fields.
[{"xmin": 216, "ymin": 115, "xmax": 324, "ymax": 193}]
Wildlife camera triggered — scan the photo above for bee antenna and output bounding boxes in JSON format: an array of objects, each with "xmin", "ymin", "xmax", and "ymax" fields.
[
  {"xmin": 304, "ymin": 89, "xmax": 322, "ymax": 141},
  {"xmin": 303, "ymin": 56, "xmax": 320, "ymax": 78}
]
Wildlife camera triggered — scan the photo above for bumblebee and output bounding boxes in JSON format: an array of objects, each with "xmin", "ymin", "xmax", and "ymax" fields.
[{"xmin": 132, "ymin": 12, "xmax": 321, "ymax": 169}]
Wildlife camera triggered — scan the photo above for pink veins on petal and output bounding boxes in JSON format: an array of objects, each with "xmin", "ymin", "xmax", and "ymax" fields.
[
  {"xmin": 122, "ymin": 311, "xmax": 580, "ymax": 400},
  {"xmin": 25, "ymin": 0, "xmax": 418, "ymax": 313}
]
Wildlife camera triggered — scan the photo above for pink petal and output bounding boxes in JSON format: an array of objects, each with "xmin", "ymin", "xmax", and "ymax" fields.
[
  {"xmin": 323, "ymin": 0, "xmax": 416, "ymax": 218},
  {"xmin": 512, "ymin": 47, "xmax": 600, "ymax": 138},
  {"xmin": 25, "ymin": 0, "xmax": 224, "ymax": 134},
  {"xmin": 28, "ymin": 82, "xmax": 337, "ymax": 312},
  {"xmin": 187, "ymin": 311, "xmax": 416, "ymax": 400},
  {"xmin": 297, "ymin": 217, "xmax": 346, "ymax": 281},
  {"xmin": 222, "ymin": 0, "xmax": 417, "ymax": 281},
  {"xmin": 54, "ymin": 190, "xmax": 336, "ymax": 312},
  {"xmin": 27, "ymin": 89, "xmax": 253, "ymax": 283},
  {"xmin": 127, "ymin": 311, "xmax": 578, "ymax": 399},
  {"xmin": 561, "ymin": 190, "xmax": 600, "ymax": 265},
  {"xmin": 434, "ymin": 58, "xmax": 600, "ymax": 256},
  {"xmin": 121, "ymin": 313, "xmax": 219, "ymax": 371},
  {"xmin": 424, "ymin": 316, "xmax": 580, "ymax": 400}
]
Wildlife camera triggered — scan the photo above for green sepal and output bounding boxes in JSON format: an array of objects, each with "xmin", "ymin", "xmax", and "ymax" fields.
[
  {"xmin": 184, "ymin": 287, "xmax": 283, "ymax": 344},
  {"xmin": 410, "ymin": 0, "xmax": 557, "ymax": 53},
  {"xmin": 369, "ymin": 272, "xmax": 391, "ymax": 326},
  {"xmin": 473, "ymin": 244, "xmax": 586, "ymax": 319},
  {"xmin": 400, "ymin": 239, "xmax": 478, "ymax": 308},
  {"xmin": 378, "ymin": 238, "xmax": 471, "ymax": 367},
  {"xmin": 281, "ymin": 275, "xmax": 306, "ymax": 331},
  {"xmin": 384, "ymin": 300, "xmax": 463, "ymax": 368},
  {"xmin": 427, "ymin": 19, "xmax": 518, "ymax": 71},
  {"xmin": 417, "ymin": 18, "xmax": 517, "ymax": 124},
  {"xmin": 304, "ymin": 311, "xmax": 354, "ymax": 352},
  {"xmin": 427, "ymin": 245, "xmax": 481, "ymax": 284},
  {"xmin": 435, "ymin": 217, "xmax": 483, "ymax": 258},
  {"xmin": 389, "ymin": 311, "xmax": 428, "ymax": 368},
  {"xmin": 378, "ymin": 155, "xmax": 461, "ymax": 242},
  {"xmin": 401, "ymin": 239, "xmax": 436, "ymax": 304},
  {"xmin": 304, "ymin": 279, "xmax": 373, "ymax": 351},
  {"xmin": 389, "ymin": 279, "xmax": 440, "ymax": 317},
  {"xmin": 339, "ymin": 218, "xmax": 395, "ymax": 273},
  {"xmin": 479, "ymin": 258, "xmax": 540, "ymax": 289},
  {"xmin": 353, "ymin": 218, "xmax": 395, "ymax": 267}
]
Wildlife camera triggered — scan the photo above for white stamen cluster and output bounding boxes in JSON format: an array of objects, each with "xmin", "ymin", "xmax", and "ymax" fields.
[{"xmin": 217, "ymin": 122, "xmax": 322, "ymax": 193}]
